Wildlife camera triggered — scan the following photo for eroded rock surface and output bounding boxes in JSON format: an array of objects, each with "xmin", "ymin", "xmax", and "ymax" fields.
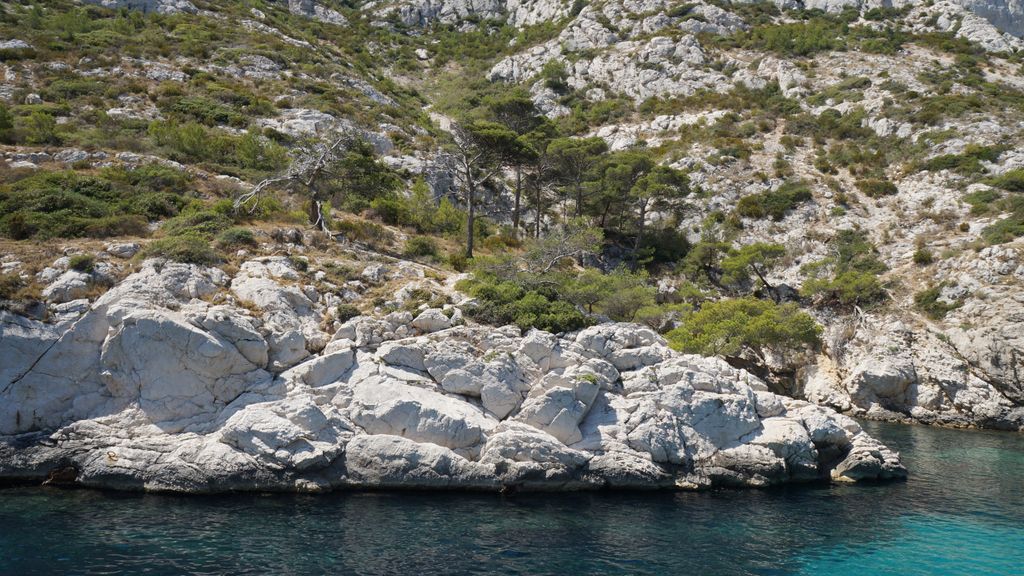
[{"xmin": 0, "ymin": 261, "xmax": 905, "ymax": 492}]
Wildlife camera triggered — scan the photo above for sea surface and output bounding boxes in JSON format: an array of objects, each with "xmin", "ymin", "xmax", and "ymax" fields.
[{"xmin": 1, "ymin": 421, "xmax": 1022, "ymax": 575}]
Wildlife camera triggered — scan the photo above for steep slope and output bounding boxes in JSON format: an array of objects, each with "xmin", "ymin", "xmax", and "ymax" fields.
[{"xmin": 407, "ymin": 0, "xmax": 1024, "ymax": 428}]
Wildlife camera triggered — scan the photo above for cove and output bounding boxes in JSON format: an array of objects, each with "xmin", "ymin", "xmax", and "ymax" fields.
[{"xmin": 1, "ymin": 421, "xmax": 1021, "ymax": 576}]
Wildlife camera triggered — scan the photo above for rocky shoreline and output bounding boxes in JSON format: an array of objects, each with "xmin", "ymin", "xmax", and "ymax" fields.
[{"xmin": 0, "ymin": 259, "xmax": 906, "ymax": 493}]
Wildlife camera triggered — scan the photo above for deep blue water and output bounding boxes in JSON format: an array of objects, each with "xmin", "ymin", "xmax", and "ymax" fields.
[{"xmin": 1, "ymin": 421, "xmax": 1022, "ymax": 575}]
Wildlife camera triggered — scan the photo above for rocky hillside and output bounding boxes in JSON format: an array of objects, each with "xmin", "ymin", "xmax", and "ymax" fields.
[{"xmin": 0, "ymin": 0, "xmax": 1021, "ymax": 499}]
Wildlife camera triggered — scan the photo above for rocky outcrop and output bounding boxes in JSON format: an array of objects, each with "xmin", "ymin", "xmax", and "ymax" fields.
[
  {"xmin": 81, "ymin": 0, "xmax": 198, "ymax": 15},
  {"xmin": 0, "ymin": 261, "xmax": 905, "ymax": 492}
]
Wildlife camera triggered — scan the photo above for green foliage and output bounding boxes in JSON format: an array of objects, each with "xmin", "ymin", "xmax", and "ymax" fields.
[
  {"xmin": 215, "ymin": 227, "xmax": 257, "ymax": 249},
  {"xmin": 143, "ymin": 235, "xmax": 219, "ymax": 265},
  {"xmin": 163, "ymin": 96, "xmax": 247, "ymax": 127},
  {"xmin": 335, "ymin": 304, "xmax": 362, "ymax": 323},
  {"xmin": 68, "ymin": 254, "xmax": 95, "ymax": 273},
  {"xmin": 331, "ymin": 141, "xmax": 403, "ymax": 211},
  {"xmin": 737, "ymin": 18, "xmax": 847, "ymax": 57},
  {"xmin": 665, "ymin": 297, "xmax": 821, "ymax": 358},
  {"xmin": 736, "ymin": 181, "xmax": 812, "ymax": 220},
  {"xmin": 236, "ymin": 132, "xmax": 289, "ymax": 171},
  {"xmin": 801, "ymin": 230, "xmax": 888, "ymax": 307},
  {"xmin": 562, "ymin": 267, "xmax": 657, "ymax": 321},
  {"xmin": 803, "ymin": 270, "xmax": 887, "ymax": 307},
  {"xmin": 403, "ymin": 235, "xmax": 439, "ymax": 259},
  {"xmin": 914, "ymin": 284, "xmax": 963, "ymax": 320},
  {"xmin": 912, "ymin": 247, "xmax": 934, "ymax": 265},
  {"xmin": 787, "ymin": 107, "xmax": 873, "ymax": 142},
  {"xmin": 44, "ymin": 78, "xmax": 105, "ymax": 100},
  {"xmin": 963, "ymin": 188, "xmax": 1001, "ymax": 215},
  {"xmin": 161, "ymin": 210, "xmax": 233, "ymax": 239},
  {"xmin": 980, "ymin": 198, "xmax": 1024, "ymax": 244},
  {"xmin": 21, "ymin": 110, "xmax": 58, "ymax": 144},
  {"xmin": 920, "ymin": 145, "xmax": 1005, "ymax": 175},
  {"xmin": 0, "ymin": 170, "xmax": 168, "ymax": 239},
  {"xmin": 720, "ymin": 242, "xmax": 786, "ymax": 291},
  {"xmin": 460, "ymin": 277, "xmax": 591, "ymax": 334},
  {"xmin": 0, "ymin": 103, "xmax": 13, "ymax": 143},
  {"xmin": 539, "ymin": 59, "xmax": 569, "ymax": 94},
  {"xmin": 985, "ymin": 168, "xmax": 1024, "ymax": 192},
  {"xmin": 855, "ymin": 179, "xmax": 898, "ymax": 198}
]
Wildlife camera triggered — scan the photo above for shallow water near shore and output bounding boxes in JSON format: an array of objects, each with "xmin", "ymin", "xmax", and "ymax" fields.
[{"xmin": 1, "ymin": 421, "xmax": 1022, "ymax": 575}]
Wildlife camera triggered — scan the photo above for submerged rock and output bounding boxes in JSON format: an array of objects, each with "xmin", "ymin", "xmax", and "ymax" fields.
[{"xmin": 0, "ymin": 261, "xmax": 906, "ymax": 493}]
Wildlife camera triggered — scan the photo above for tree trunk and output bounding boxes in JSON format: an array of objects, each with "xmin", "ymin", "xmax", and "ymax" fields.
[
  {"xmin": 751, "ymin": 263, "xmax": 778, "ymax": 302},
  {"xmin": 574, "ymin": 181, "xmax": 583, "ymax": 217},
  {"xmin": 632, "ymin": 200, "xmax": 647, "ymax": 270},
  {"xmin": 512, "ymin": 166, "xmax": 522, "ymax": 238},
  {"xmin": 465, "ymin": 181, "xmax": 475, "ymax": 259},
  {"xmin": 535, "ymin": 183, "xmax": 542, "ymax": 239}
]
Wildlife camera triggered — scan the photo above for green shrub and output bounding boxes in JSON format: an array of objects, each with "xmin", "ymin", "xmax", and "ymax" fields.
[
  {"xmin": 403, "ymin": 236, "xmax": 439, "ymax": 259},
  {"xmin": 914, "ymin": 284, "xmax": 962, "ymax": 320},
  {"xmin": 855, "ymin": 179, "xmax": 898, "ymax": 198},
  {"xmin": 539, "ymin": 60, "xmax": 569, "ymax": 94},
  {"xmin": 44, "ymin": 78, "xmax": 105, "ymax": 100},
  {"xmin": 371, "ymin": 196, "xmax": 413, "ymax": 227},
  {"xmin": 801, "ymin": 230, "xmax": 889, "ymax": 307},
  {"xmin": 737, "ymin": 19, "xmax": 847, "ymax": 57},
  {"xmin": 165, "ymin": 96, "xmax": 245, "ymax": 127},
  {"xmin": 20, "ymin": 110, "xmax": 58, "ymax": 144},
  {"xmin": 0, "ymin": 104, "xmax": 13, "ymax": 144},
  {"xmin": 963, "ymin": 188, "xmax": 1001, "ymax": 215},
  {"xmin": 447, "ymin": 250, "xmax": 468, "ymax": 272},
  {"xmin": 161, "ymin": 210, "xmax": 233, "ymax": 239},
  {"xmin": 215, "ymin": 227, "xmax": 257, "ymax": 249},
  {"xmin": 912, "ymin": 247, "xmax": 934, "ymax": 265},
  {"xmin": 981, "ymin": 211, "xmax": 1024, "ymax": 244},
  {"xmin": 461, "ymin": 278, "xmax": 590, "ymax": 334},
  {"xmin": 143, "ymin": 235, "xmax": 220, "ymax": 265},
  {"xmin": 803, "ymin": 270, "xmax": 887, "ymax": 307},
  {"xmin": 985, "ymin": 169, "xmax": 1024, "ymax": 192},
  {"xmin": 335, "ymin": 304, "xmax": 362, "ymax": 323},
  {"xmin": 68, "ymin": 254, "xmax": 95, "ymax": 273},
  {"xmin": 665, "ymin": 297, "xmax": 821, "ymax": 358},
  {"xmin": 736, "ymin": 181, "xmax": 812, "ymax": 220},
  {"xmin": 0, "ymin": 171, "xmax": 155, "ymax": 239}
]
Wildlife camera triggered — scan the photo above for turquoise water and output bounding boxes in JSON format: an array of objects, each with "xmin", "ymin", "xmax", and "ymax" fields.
[{"xmin": 1, "ymin": 421, "xmax": 1022, "ymax": 575}]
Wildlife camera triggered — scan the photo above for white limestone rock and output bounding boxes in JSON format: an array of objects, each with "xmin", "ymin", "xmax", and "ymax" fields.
[{"xmin": 0, "ymin": 261, "xmax": 908, "ymax": 492}]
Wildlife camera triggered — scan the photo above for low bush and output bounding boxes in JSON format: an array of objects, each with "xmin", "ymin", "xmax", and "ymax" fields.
[
  {"xmin": 143, "ymin": 235, "xmax": 220, "ymax": 265},
  {"xmin": 459, "ymin": 278, "xmax": 591, "ymax": 334},
  {"xmin": 68, "ymin": 254, "xmax": 95, "ymax": 273},
  {"xmin": 855, "ymin": 179, "xmax": 898, "ymax": 198},
  {"xmin": 0, "ymin": 169, "xmax": 184, "ymax": 239},
  {"xmin": 801, "ymin": 230, "xmax": 889, "ymax": 307},
  {"xmin": 665, "ymin": 297, "xmax": 821, "ymax": 358},
  {"xmin": 215, "ymin": 227, "xmax": 257, "ymax": 249},
  {"xmin": 335, "ymin": 304, "xmax": 362, "ymax": 323},
  {"xmin": 985, "ymin": 168, "xmax": 1024, "ymax": 192},
  {"xmin": 403, "ymin": 236, "xmax": 439, "ymax": 259},
  {"xmin": 162, "ymin": 210, "xmax": 233, "ymax": 239},
  {"xmin": 736, "ymin": 181, "xmax": 812, "ymax": 221},
  {"xmin": 914, "ymin": 284, "xmax": 963, "ymax": 320}
]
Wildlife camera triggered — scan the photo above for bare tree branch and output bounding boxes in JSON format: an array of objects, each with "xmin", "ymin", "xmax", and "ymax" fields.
[{"xmin": 234, "ymin": 129, "xmax": 357, "ymax": 234}]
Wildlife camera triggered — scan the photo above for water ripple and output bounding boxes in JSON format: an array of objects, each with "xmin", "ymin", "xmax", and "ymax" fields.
[{"xmin": 0, "ymin": 422, "xmax": 1022, "ymax": 575}]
